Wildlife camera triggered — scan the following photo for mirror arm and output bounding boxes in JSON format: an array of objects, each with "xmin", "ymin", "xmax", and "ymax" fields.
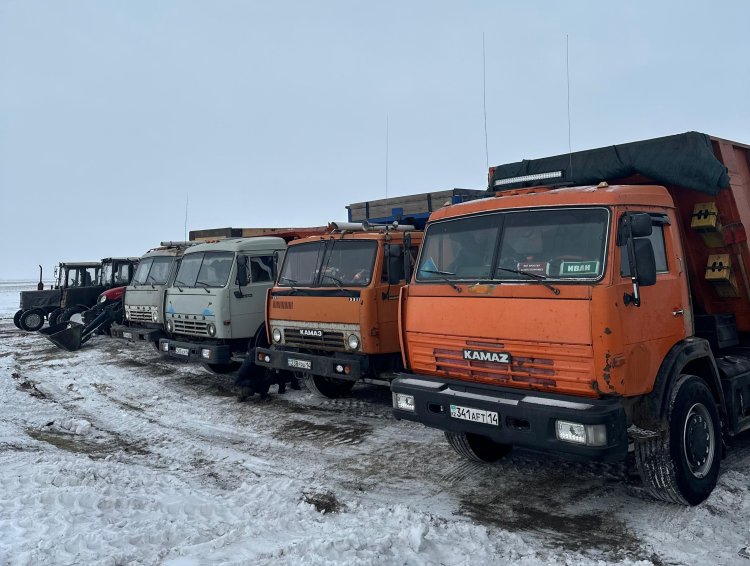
[{"xmin": 622, "ymin": 214, "xmax": 641, "ymax": 308}]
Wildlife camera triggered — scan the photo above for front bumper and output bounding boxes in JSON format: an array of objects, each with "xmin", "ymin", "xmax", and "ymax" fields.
[
  {"xmin": 110, "ymin": 323, "xmax": 164, "ymax": 343},
  {"xmin": 391, "ymin": 373, "xmax": 628, "ymax": 462},
  {"xmin": 254, "ymin": 346, "xmax": 363, "ymax": 381},
  {"xmin": 158, "ymin": 337, "xmax": 232, "ymax": 364}
]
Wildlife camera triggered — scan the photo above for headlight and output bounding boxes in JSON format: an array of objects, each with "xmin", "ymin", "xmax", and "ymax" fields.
[
  {"xmin": 201, "ymin": 348, "xmax": 211, "ymax": 359},
  {"xmin": 272, "ymin": 328, "xmax": 282, "ymax": 343},
  {"xmin": 152, "ymin": 312, "xmax": 159, "ymax": 322},
  {"xmin": 166, "ymin": 319, "xmax": 174, "ymax": 333},
  {"xmin": 125, "ymin": 310, "xmax": 131, "ymax": 320},
  {"xmin": 555, "ymin": 420, "xmax": 607, "ymax": 446},
  {"xmin": 393, "ymin": 393, "xmax": 415, "ymax": 411},
  {"xmin": 98, "ymin": 294, "xmax": 107, "ymax": 304},
  {"xmin": 207, "ymin": 323, "xmax": 216, "ymax": 337},
  {"xmin": 347, "ymin": 334, "xmax": 360, "ymax": 350}
]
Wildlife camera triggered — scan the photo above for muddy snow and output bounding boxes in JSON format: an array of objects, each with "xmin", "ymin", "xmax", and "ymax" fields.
[{"xmin": 1, "ymin": 283, "xmax": 749, "ymax": 565}]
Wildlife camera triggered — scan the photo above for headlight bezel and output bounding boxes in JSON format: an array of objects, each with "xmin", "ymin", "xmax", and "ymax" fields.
[
  {"xmin": 207, "ymin": 323, "xmax": 217, "ymax": 337},
  {"xmin": 272, "ymin": 328, "xmax": 282, "ymax": 343},
  {"xmin": 347, "ymin": 334, "xmax": 360, "ymax": 351}
]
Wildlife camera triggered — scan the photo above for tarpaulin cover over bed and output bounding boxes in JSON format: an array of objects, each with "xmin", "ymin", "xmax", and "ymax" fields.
[{"xmin": 487, "ymin": 132, "xmax": 730, "ymax": 196}]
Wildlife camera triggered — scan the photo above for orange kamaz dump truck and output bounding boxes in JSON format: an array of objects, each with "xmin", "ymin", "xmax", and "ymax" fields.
[
  {"xmin": 253, "ymin": 190, "xmax": 482, "ymax": 398},
  {"xmin": 391, "ymin": 132, "xmax": 750, "ymax": 505}
]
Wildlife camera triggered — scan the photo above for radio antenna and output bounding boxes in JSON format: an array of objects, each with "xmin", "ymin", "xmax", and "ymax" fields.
[
  {"xmin": 483, "ymin": 32, "xmax": 489, "ymax": 169},
  {"xmin": 184, "ymin": 194, "xmax": 189, "ymax": 241},
  {"xmin": 566, "ymin": 34, "xmax": 573, "ymax": 180},
  {"xmin": 385, "ymin": 115, "xmax": 389, "ymax": 198}
]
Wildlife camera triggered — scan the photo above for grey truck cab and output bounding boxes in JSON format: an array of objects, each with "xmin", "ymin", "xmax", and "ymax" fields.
[
  {"xmin": 110, "ymin": 242, "xmax": 193, "ymax": 346},
  {"xmin": 158, "ymin": 237, "xmax": 287, "ymax": 373}
]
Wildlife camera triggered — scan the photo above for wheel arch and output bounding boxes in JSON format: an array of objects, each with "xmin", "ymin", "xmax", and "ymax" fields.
[{"xmin": 644, "ymin": 337, "xmax": 726, "ymax": 424}]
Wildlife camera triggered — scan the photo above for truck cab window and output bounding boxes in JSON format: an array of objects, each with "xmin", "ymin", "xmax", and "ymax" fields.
[
  {"xmin": 249, "ymin": 256, "xmax": 274, "ymax": 283},
  {"xmin": 620, "ymin": 224, "xmax": 668, "ymax": 276}
]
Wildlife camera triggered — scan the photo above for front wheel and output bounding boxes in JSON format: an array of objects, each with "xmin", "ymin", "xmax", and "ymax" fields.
[
  {"xmin": 203, "ymin": 362, "xmax": 242, "ymax": 375},
  {"xmin": 48, "ymin": 308, "xmax": 64, "ymax": 326},
  {"xmin": 19, "ymin": 308, "xmax": 46, "ymax": 332},
  {"xmin": 303, "ymin": 374, "xmax": 355, "ymax": 399},
  {"xmin": 635, "ymin": 374, "xmax": 721, "ymax": 505},
  {"xmin": 445, "ymin": 431, "xmax": 512, "ymax": 463},
  {"xmin": 13, "ymin": 309, "xmax": 24, "ymax": 329}
]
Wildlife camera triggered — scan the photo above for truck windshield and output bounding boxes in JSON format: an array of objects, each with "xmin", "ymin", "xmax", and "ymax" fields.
[
  {"xmin": 174, "ymin": 251, "xmax": 234, "ymax": 288},
  {"xmin": 278, "ymin": 240, "xmax": 378, "ymax": 287},
  {"xmin": 133, "ymin": 256, "xmax": 174, "ymax": 286},
  {"xmin": 416, "ymin": 208, "xmax": 609, "ymax": 283}
]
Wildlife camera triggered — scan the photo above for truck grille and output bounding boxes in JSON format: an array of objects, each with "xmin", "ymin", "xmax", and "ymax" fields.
[
  {"xmin": 408, "ymin": 333, "xmax": 596, "ymax": 396},
  {"xmin": 173, "ymin": 319, "xmax": 209, "ymax": 336},
  {"xmin": 284, "ymin": 328, "xmax": 346, "ymax": 350},
  {"xmin": 128, "ymin": 311, "xmax": 153, "ymax": 323}
]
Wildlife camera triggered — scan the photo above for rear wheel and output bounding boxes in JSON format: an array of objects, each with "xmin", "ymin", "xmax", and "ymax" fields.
[
  {"xmin": 203, "ymin": 362, "xmax": 242, "ymax": 374},
  {"xmin": 635, "ymin": 374, "xmax": 721, "ymax": 505},
  {"xmin": 303, "ymin": 374, "xmax": 355, "ymax": 399},
  {"xmin": 445, "ymin": 431, "xmax": 512, "ymax": 463},
  {"xmin": 48, "ymin": 308, "xmax": 64, "ymax": 327},
  {"xmin": 13, "ymin": 309, "xmax": 24, "ymax": 329},
  {"xmin": 19, "ymin": 308, "xmax": 46, "ymax": 332},
  {"xmin": 60, "ymin": 306, "xmax": 87, "ymax": 324}
]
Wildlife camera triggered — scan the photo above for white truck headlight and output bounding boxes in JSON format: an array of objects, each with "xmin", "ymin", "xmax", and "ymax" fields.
[
  {"xmin": 125, "ymin": 310, "xmax": 131, "ymax": 320},
  {"xmin": 166, "ymin": 319, "xmax": 174, "ymax": 333},
  {"xmin": 152, "ymin": 312, "xmax": 159, "ymax": 322},
  {"xmin": 272, "ymin": 328, "xmax": 282, "ymax": 343},
  {"xmin": 347, "ymin": 334, "xmax": 360, "ymax": 350},
  {"xmin": 207, "ymin": 323, "xmax": 216, "ymax": 337},
  {"xmin": 556, "ymin": 420, "xmax": 607, "ymax": 446},
  {"xmin": 393, "ymin": 393, "xmax": 415, "ymax": 411}
]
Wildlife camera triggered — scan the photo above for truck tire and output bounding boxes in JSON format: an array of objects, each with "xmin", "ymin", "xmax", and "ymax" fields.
[
  {"xmin": 48, "ymin": 308, "xmax": 64, "ymax": 326},
  {"xmin": 19, "ymin": 308, "xmax": 46, "ymax": 332},
  {"xmin": 60, "ymin": 306, "xmax": 87, "ymax": 324},
  {"xmin": 635, "ymin": 374, "xmax": 721, "ymax": 505},
  {"xmin": 303, "ymin": 374, "xmax": 355, "ymax": 399},
  {"xmin": 13, "ymin": 309, "xmax": 24, "ymax": 329},
  {"xmin": 445, "ymin": 431, "xmax": 512, "ymax": 463},
  {"xmin": 203, "ymin": 362, "xmax": 242, "ymax": 374}
]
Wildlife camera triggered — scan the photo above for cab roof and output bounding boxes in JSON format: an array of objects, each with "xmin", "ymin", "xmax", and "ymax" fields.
[
  {"xmin": 183, "ymin": 236, "xmax": 287, "ymax": 254},
  {"xmin": 59, "ymin": 261, "xmax": 101, "ymax": 268},
  {"xmin": 429, "ymin": 184, "xmax": 675, "ymax": 223},
  {"xmin": 287, "ymin": 230, "xmax": 422, "ymax": 247}
]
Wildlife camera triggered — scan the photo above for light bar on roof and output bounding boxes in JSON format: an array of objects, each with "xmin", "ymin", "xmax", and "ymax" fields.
[{"xmin": 494, "ymin": 170, "xmax": 563, "ymax": 187}]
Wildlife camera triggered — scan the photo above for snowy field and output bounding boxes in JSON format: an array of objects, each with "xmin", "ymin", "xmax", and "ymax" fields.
[{"xmin": 1, "ymin": 282, "xmax": 750, "ymax": 565}]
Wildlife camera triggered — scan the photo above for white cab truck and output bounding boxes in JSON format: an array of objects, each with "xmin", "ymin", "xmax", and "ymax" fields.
[
  {"xmin": 110, "ymin": 242, "xmax": 193, "ymax": 346},
  {"xmin": 158, "ymin": 236, "xmax": 287, "ymax": 373}
]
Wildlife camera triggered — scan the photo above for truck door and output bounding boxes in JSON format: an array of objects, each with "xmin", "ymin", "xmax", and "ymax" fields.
[
  {"xmin": 615, "ymin": 212, "xmax": 689, "ymax": 395},
  {"xmin": 231, "ymin": 254, "xmax": 275, "ymax": 341}
]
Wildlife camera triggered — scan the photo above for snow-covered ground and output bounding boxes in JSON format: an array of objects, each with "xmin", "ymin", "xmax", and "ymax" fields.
[{"xmin": 2, "ymin": 282, "xmax": 750, "ymax": 565}]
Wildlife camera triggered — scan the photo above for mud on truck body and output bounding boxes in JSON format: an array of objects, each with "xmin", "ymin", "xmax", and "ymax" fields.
[
  {"xmin": 16, "ymin": 257, "xmax": 139, "ymax": 331},
  {"xmin": 254, "ymin": 190, "xmax": 483, "ymax": 398},
  {"xmin": 391, "ymin": 132, "xmax": 750, "ymax": 505},
  {"xmin": 158, "ymin": 230, "xmax": 324, "ymax": 374},
  {"xmin": 110, "ymin": 242, "xmax": 193, "ymax": 347}
]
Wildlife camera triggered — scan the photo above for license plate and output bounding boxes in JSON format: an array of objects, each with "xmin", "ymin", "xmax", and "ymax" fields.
[
  {"xmin": 175, "ymin": 347, "xmax": 190, "ymax": 356},
  {"xmin": 287, "ymin": 357, "xmax": 312, "ymax": 370},
  {"xmin": 122, "ymin": 331, "xmax": 132, "ymax": 339},
  {"xmin": 450, "ymin": 404, "xmax": 499, "ymax": 426}
]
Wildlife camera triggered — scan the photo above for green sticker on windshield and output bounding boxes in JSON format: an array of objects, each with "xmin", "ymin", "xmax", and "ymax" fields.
[{"xmin": 559, "ymin": 261, "xmax": 599, "ymax": 276}]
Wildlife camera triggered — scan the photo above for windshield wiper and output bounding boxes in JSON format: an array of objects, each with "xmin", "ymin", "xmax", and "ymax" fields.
[
  {"xmin": 173, "ymin": 279, "xmax": 187, "ymax": 292},
  {"xmin": 495, "ymin": 267, "xmax": 560, "ymax": 295},
  {"xmin": 194, "ymin": 280, "xmax": 212, "ymax": 292},
  {"xmin": 420, "ymin": 269, "xmax": 462, "ymax": 293},
  {"xmin": 279, "ymin": 276, "xmax": 299, "ymax": 293},
  {"xmin": 322, "ymin": 274, "xmax": 358, "ymax": 296}
]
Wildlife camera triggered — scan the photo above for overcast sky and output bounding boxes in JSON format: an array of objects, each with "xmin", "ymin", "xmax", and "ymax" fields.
[{"xmin": 1, "ymin": 1, "xmax": 748, "ymax": 279}]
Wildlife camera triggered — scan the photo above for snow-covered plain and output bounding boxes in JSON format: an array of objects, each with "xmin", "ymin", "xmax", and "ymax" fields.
[{"xmin": 1, "ymin": 282, "xmax": 750, "ymax": 565}]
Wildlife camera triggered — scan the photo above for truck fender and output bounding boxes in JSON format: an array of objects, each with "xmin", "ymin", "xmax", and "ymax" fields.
[
  {"xmin": 251, "ymin": 323, "xmax": 270, "ymax": 352},
  {"xmin": 642, "ymin": 337, "xmax": 727, "ymax": 426}
]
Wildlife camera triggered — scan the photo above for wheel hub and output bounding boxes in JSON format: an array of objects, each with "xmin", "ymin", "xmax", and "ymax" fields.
[{"xmin": 683, "ymin": 402, "xmax": 715, "ymax": 478}]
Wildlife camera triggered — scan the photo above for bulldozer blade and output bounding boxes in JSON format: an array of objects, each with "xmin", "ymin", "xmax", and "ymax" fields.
[{"xmin": 39, "ymin": 322, "xmax": 85, "ymax": 352}]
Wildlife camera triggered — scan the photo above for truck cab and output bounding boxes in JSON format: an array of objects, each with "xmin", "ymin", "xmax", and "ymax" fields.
[
  {"xmin": 158, "ymin": 237, "xmax": 288, "ymax": 373},
  {"xmin": 392, "ymin": 132, "xmax": 750, "ymax": 505},
  {"xmin": 254, "ymin": 224, "xmax": 422, "ymax": 397},
  {"xmin": 110, "ymin": 242, "xmax": 194, "ymax": 346}
]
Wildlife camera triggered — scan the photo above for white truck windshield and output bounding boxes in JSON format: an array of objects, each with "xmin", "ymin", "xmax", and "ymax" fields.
[{"xmin": 174, "ymin": 252, "xmax": 234, "ymax": 288}]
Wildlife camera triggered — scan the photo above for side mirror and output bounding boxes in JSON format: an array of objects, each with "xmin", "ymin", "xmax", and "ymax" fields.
[
  {"xmin": 630, "ymin": 213, "xmax": 653, "ymax": 238},
  {"xmin": 386, "ymin": 244, "xmax": 401, "ymax": 258},
  {"xmin": 634, "ymin": 238, "xmax": 657, "ymax": 286},
  {"xmin": 236, "ymin": 256, "xmax": 249, "ymax": 286},
  {"xmin": 388, "ymin": 254, "xmax": 404, "ymax": 284}
]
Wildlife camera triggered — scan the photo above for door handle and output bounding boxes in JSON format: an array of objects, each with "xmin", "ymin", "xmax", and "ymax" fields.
[{"xmin": 672, "ymin": 309, "xmax": 684, "ymax": 316}]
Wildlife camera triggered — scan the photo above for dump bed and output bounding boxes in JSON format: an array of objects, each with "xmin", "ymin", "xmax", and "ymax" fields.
[
  {"xmin": 488, "ymin": 132, "xmax": 750, "ymax": 332},
  {"xmin": 347, "ymin": 189, "xmax": 484, "ymax": 228}
]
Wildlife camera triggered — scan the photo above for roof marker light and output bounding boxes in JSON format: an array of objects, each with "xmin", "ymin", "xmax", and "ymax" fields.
[{"xmin": 494, "ymin": 170, "xmax": 563, "ymax": 187}]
